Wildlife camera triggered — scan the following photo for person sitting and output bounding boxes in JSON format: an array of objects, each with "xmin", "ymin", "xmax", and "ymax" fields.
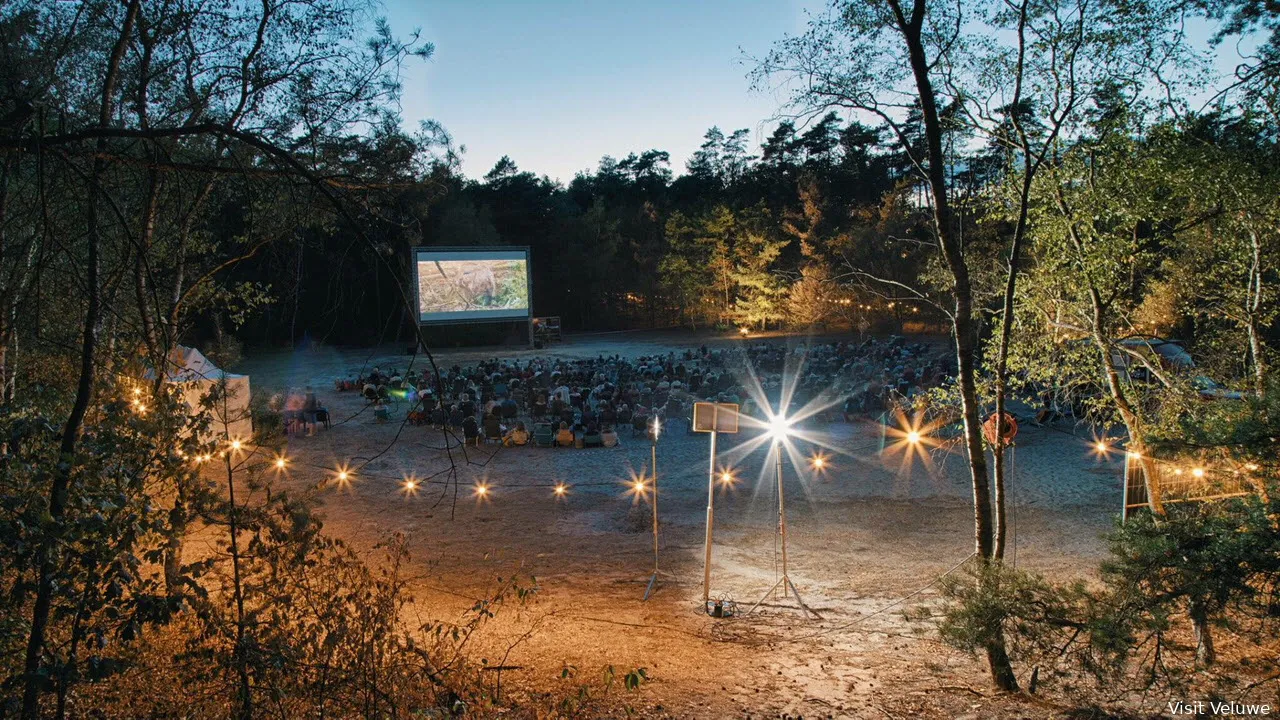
[
  {"xmin": 430, "ymin": 406, "xmax": 447, "ymax": 428},
  {"xmin": 501, "ymin": 397, "xmax": 519, "ymax": 421},
  {"xmin": 555, "ymin": 421, "xmax": 574, "ymax": 447},
  {"xmin": 843, "ymin": 395, "xmax": 858, "ymax": 422},
  {"xmin": 301, "ymin": 387, "xmax": 326, "ymax": 433},
  {"xmin": 447, "ymin": 404, "xmax": 464, "ymax": 429},
  {"xmin": 504, "ymin": 421, "xmax": 530, "ymax": 447},
  {"xmin": 461, "ymin": 415, "xmax": 481, "ymax": 446},
  {"xmin": 373, "ymin": 399, "xmax": 390, "ymax": 422},
  {"xmin": 582, "ymin": 423, "xmax": 603, "ymax": 448},
  {"xmin": 483, "ymin": 409, "xmax": 503, "ymax": 441},
  {"xmin": 601, "ymin": 425, "xmax": 619, "ymax": 448}
]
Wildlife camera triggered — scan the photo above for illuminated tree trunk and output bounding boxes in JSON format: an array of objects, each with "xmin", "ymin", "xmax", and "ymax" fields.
[{"xmin": 888, "ymin": 0, "xmax": 1016, "ymax": 691}]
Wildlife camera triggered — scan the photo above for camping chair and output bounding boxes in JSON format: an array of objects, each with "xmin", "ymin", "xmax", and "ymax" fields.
[
  {"xmin": 462, "ymin": 424, "xmax": 481, "ymax": 447},
  {"xmin": 532, "ymin": 422, "xmax": 554, "ymax": 448},
  {"xmin": 306, "ymin": 408, "xmax": 331, "ymax": 431}
]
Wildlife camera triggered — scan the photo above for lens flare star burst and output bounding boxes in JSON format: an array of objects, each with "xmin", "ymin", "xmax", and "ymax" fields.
[{"xmin": 717, "ymin": 343, "xmax": 856, "ymax": 503}]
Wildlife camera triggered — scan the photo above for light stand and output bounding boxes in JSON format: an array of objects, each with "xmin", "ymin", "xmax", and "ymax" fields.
[
  {"xmin": 702, "ymin": 428, "xmax": 718, "ymax": 607},
  {"xmin": 643, "ymin": 417, "xmax": 671, "ymax": 600},
  {"xmin": 748, "ymin": 436, "xmax": 820, "ymax": 619}
]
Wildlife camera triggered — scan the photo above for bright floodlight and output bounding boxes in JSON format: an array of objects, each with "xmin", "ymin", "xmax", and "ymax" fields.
[
  {"xmin": 811, "ymin": 456, "xmax": 825, "ymax": 470},
  {"xmin": 474, "ymin": 483, "xmax": 490, "ymax": 497},
  {"xmin": 553, "ymin": 482, "xmax": 568, "ymax": 497},
  {"xmin": 1095, "ymin": 441, "xmax": 1109, "ymax": 453},
  {"xmin": 274, "ymin": 456, "xmax": 288, "ymax": 470},
  {"xmin": 766, "ymin": 414, "xmax": 793, "ymax": 441},
  {"xmin": 906, "ymin": 430, "xmax": 921, "ymax": 445}
]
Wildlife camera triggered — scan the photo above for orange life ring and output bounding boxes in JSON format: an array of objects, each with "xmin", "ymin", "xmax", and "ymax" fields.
[{"xmin": 982, "ymin": 412, "xmax": 1018, "ymax": 446}]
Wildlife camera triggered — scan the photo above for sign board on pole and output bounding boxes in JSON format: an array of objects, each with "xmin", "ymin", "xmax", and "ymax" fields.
[{"xmin": 693, "ymin": 402, "xmax": 740, "ymax": 434}]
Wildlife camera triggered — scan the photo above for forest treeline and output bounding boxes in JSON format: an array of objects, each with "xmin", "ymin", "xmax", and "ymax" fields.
[{"xmin": 232, "ymin": 113, "xmax": 931, "ymax": 345}]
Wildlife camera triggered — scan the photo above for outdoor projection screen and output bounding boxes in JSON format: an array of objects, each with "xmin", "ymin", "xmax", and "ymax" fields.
[{"xmin": 412, "ymin": 247, "xmax": 532, "ymax": 324}]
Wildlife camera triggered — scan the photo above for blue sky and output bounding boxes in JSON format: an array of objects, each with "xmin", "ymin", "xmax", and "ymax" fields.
[
  {"xmin": 383, "ymin": 0, "xmax": 820, "ymax": 182},
  {"xmin": 382, "ymin": 1, "xmax": 1258, "ymax": 184}
]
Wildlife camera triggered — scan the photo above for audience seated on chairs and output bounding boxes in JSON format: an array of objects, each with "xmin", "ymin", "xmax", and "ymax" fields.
[
  {"xmin": 554, "ymin": 421, "xmax": 574, "ymax": 447},
  {"xmin": 482, "ymin": 410, "xmax": 503, "ymax": 443},
  {"xmin": 582, "ymin": 423, "xmax": 603, "ymax": 448},
  {"xmin": 504, "ymin": 421, "xmax": 530, "ymax": 446},
  {"xmin": 462, "ymin": 415, "xmax": 481, "ymax": 446}
]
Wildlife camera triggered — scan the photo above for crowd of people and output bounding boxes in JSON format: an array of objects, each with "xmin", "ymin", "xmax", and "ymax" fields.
[{"xmin": 334, "ymin": 336, "xmax": 955, "ymax": 447}]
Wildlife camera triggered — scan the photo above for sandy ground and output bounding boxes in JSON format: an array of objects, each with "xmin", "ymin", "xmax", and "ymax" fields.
[{"xmin": 230, "ymin": 330, "xmax": 1127, "ymax": 718}]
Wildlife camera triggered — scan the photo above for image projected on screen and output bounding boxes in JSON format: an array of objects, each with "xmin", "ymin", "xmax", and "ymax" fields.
[{"xmin": 414, "ymin": 249, "xmax": 530, "ymax": 323}]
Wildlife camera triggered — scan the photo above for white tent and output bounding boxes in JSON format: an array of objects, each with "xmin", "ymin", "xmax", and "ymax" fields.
[{"xmin": 146, "ymin": 345, "xmax": 253, "ymax": 440}]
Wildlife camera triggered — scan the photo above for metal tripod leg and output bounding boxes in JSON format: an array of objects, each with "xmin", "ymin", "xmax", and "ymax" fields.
[{"xmin": 747, "ymin": 574, "xmax": 821, "ymax": 619}]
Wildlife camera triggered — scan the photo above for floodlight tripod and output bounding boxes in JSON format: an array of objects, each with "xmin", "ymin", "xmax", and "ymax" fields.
[{"xmin": 748, "ymin": 448, "xmax": 821, "ymax": 619}]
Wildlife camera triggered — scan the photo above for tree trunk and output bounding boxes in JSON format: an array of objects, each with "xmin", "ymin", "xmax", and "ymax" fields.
[
  {"xmin": 890, "ymin": 0, "xmax": 1013, "ymax": 690},
  {"xmin": 1246, "ymin": 229, "xmax": 1266, "ymax": 397},
  {"xmin": 1091, "ymin": 302, "xmax": 1163, "ymax": 513},
  {"xmin": 1190, "ymin": 601, "xmax": 1215, "ymax": 667},
  {"xmin": 21, "ymin": 3, "xmax": 141, "ymax": 716}
]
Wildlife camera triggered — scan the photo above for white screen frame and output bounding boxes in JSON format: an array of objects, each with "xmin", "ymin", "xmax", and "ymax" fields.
[{"xmin": 411, "ymin": 247, "xmax": 533, "ymax": 325}]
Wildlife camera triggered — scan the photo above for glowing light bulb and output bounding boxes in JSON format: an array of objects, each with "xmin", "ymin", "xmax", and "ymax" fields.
[
  {"xmin": 553, "ymin": 483, "xmax": 568, "ymax": 497},
  {"xmin": 274, "ymin": 457, "xmax": 287, "ymax": 470},
  {"xmin": 633, "ymin": 479, "xmax": 647, "ymax": 493},
  {"xmin": 767, "ymin": 414, "xmax": 792, "ymax": 440},
  {"xmin": 404, "ymin": 478, "xmax": 417, "ymax": 491},
  {"xmin": 812, "ymin": 456, "xmax": 825, "ymax": 470},
  {"xmin": 1095, "ymin": 441, "xmax": 1109, "ymax": 453},
  {"xmin": 720, "ymin": 470, "xmax": 734, "ymax": 485},
  {"xmin": 906, "ymin": 430, "xmax": 921, "ymax": 444},
  {"xmin": 230, "ymin": 439, "xmax": 243, "ymax": 451},
  {"xmin": 337, "ymin": 470, "xmax": 349, "ymax": 482},
  {"xmin": 1245, "ymin": 463, "xmax": 1259, "ymax": 472},
  {"xmin": 474, "ymin": 483, "xmax": 489, "ymax": 497},
  {"xmin": 1192, "ymin": 467, "xmax": 1205, "ymax": 478},
  {"xmin": 1128, "ymin": 451, "xmax": 1142, "ymax": 459}
]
